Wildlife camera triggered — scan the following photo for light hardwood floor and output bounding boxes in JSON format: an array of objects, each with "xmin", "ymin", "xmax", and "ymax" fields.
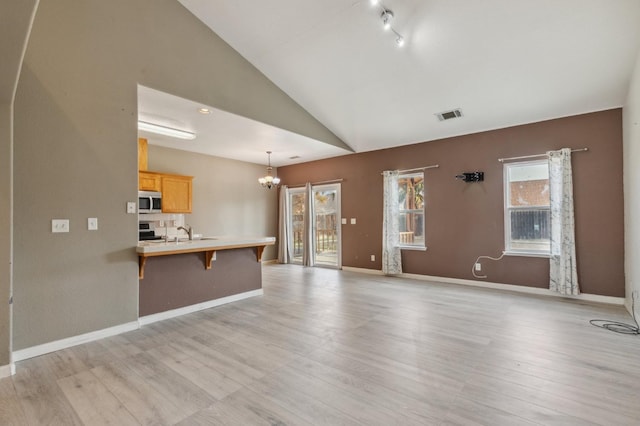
[{"xmin": 1, "ymin": 264, "xmax": 640, "ymax": 425}]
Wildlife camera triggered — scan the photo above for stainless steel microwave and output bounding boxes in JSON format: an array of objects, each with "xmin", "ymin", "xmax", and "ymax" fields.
[{"xmin": 138, "ymin": 191, "xmax": 162, "ymax": 213}]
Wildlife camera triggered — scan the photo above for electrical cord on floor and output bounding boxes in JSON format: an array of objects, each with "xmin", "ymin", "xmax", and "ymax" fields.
[
  {"xmin": 589, "ymin": 295, "xmax": 640, "ymax": 335},
  {"xmin": 471, "ymin": 252, "xmax": 506, "ymax": 279}
]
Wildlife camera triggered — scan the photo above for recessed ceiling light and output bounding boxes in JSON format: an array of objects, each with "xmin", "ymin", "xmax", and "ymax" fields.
[{"xmin": 198, "ymin": 108, "xmax": 211, "ymax": 114}]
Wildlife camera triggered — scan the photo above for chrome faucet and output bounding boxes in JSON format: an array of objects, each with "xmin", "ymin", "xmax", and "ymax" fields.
[{"xmin": 177, "ymin": 225, "xmax": 193, "ymax": 240}]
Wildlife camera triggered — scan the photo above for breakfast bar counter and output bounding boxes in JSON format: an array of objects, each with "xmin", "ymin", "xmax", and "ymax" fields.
[
  {"xmin": 137, "ymin": 236, "xmax": 276, "ymax": 278},
  {"xmin": 137, "ymin": 236, "xmax": 275, "ymax": 319}
]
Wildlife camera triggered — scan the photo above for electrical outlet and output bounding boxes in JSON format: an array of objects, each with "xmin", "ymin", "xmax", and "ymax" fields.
[
  {"xmin": 371, "ymin": 255, "xmax": 375, "ymax": 262},
  {"xmin": 126, "ymin": 201, "xmax": 137, "ymax": 214},
  {"xmin": 52, "ymin": 219, "xmax": 69, "ymax": 233},
  {"xmin": 341, "ymin": 218, "xmax": 347, "ymax": 225},
  {"xmin": 350, "ymin": 218, "xmax": 356, "ymax": 225},
  {"xmin": 88, "ymin": 218, "xmax": 98, "ymax": 230},
  {"xmin": 475, "ymin": 263, "xmax": 481, "ymax": 272}
]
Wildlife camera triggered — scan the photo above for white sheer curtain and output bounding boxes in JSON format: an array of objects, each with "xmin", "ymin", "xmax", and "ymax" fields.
[
  {"xmin": 302, "ymin": 183, "xmax": 315, "ymax": 267},
  {"xmin": 382, "ymin": 171, "xmax": 402, "ymax": 275},
  {"xmin": 277, "ymin": 185, "xmax": 290, "ymax": 264},
  {"xmin": 548, "ymin": 148, "xmax": 579, "ymax": 295}
]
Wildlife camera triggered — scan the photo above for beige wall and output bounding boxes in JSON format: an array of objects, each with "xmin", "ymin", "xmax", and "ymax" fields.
[
  {"xmin": 12, "ymin": 0, "xmax": 342, "ymax": 351},
  {"xmin": 623, "ymin": 48, "xmax": 640, "ymax": 314},
  {"xmin": 148, "ymin": 146, "xmax": 278, "ymax": 260},
  {"xmin": 0, "ymin": 0, "xmax": 39, "ymax": 368},
  {"xmin": 0, "ymin": 104, "xmax": 11, "ymax": 367}
]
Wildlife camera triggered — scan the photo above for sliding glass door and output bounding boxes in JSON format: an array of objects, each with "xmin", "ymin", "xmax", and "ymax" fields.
[
  {"xmin": 287, "ymin": 184, "xmax": 341, "ymax": 268},
  {"xmin": 289, "ymin": 188, "xmax": 306, "ymax": 264},
  {"xmin": 312, "ymin": 184, "xmax": 340, "ymax": 267}
]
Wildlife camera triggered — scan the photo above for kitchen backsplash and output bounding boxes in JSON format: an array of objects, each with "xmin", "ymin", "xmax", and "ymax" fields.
[{"xmin": 139, "ymin": 213, "xmax": 187, "ymax": 238}]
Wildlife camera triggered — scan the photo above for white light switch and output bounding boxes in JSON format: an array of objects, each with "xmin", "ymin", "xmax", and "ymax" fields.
[
  {"xmin": 341, "ymin": 218, "xmax": 347, "ymax": 225},
  {"xmin": 88, "ymin": 218, "xmax": 98, "ymax": 230},
  {"xmin": 371, "ymin": 255, "xmax": 375, "ymax": 262},
  {"xmin": 126, "ymin": 202, "xmax": 137, "ymax": 214},
  {"xmin": 52, "ymin": 219, "xmax": 69, "ymax": 233},
  {"xmin": 350, "ymin": 218, "xmax": 356, "ymax": 225}
]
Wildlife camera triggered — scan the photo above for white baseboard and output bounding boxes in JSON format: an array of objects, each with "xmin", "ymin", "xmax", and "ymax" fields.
[
  {"xmin": 262, "ymin": 259, "xmax": 278, "ymax": 265},
  {"xmin": 12, "ymin": 321, "xmax": 140, "ymax": 363},
  {"xmin": 342, "ymin": 267, "xmax": 624, "ymax": 305},
  {"xmin": 0, "ymin": 363, "xmax": 15, "ymax": 378},
  {"xmin": 139, "ymin": 289, "xmax": 264, "ymax": 326},
  {"xmin": 11, "ymin": 290, "xmax": 265, "ymax": 364}
]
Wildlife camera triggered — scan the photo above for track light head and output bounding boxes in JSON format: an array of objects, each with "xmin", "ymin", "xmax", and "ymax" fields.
[{"xmin": 381, "ymin": 9, "xmax": 393, "ymax": 30}]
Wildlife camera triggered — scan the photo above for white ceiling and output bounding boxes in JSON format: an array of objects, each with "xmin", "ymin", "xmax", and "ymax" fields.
[
  {"xmin": 138, "ymin": 85, "xmax": 352, "ymax": 167},
  {"xmin": 145, "ymin": 0, "xmax": 640, "ymax": 164}
]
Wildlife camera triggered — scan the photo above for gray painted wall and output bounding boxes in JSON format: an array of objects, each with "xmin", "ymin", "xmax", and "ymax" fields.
[
  {"xmin": 12, "ymin": 0, "xmax": 343, "ymax": 351},
  {"xmin": 0, "ymin": 104, "xmax": 11, "ymax": 366},
  {"xmin": 624, "ymin": 48, "xmax": 640, "ymax": 315},
  {"xmin": 148, "ymin": 145, "xmax": 278, "ymax": 261},
  {"xmin": 0, "ymin": 0, "xmax": 40, "ymax": 367}
]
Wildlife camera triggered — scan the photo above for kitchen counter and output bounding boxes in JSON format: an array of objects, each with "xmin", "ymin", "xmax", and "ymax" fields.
[
  {"xmin": 137, "ymin": 236, "xmax": 275, "ymax": 278},
  {"xmin": 137, "ymin": 235, "xmax": 276, "ymax": 319}
]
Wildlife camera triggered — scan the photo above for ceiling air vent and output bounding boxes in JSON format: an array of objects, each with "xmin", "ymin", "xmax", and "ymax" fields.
[{"xmin": 436, "ymin": 108, "xmax": 463, "ymax": 121}]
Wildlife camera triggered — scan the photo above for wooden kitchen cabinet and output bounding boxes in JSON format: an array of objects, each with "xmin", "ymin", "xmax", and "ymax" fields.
[
  {"xmin": 138, "ymin": 138, "xmax": 148, "ymax": 171},
  {"xmin": 139, "ymin": 171, "xmax": 161, "ymax": 191},
  {"xmin": 161, "ymin": 174, "xmax": 193, "ymax": 213}
]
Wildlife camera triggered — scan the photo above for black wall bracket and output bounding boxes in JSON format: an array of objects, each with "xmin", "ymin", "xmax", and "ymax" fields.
[{"xmin": 455, "ymin": 172, "xmax": 484, "ymax": 182}]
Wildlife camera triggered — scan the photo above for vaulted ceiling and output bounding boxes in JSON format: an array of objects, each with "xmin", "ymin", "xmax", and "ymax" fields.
[{"xmin": 177, "ymin": 0, "xmax": 640, "ymax": 155}]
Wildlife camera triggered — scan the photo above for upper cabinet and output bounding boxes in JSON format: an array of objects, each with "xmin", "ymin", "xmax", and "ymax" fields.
[
  {"xmin": 139, "ymin": 171, "xmax": 161, "ymax": 192},
  {"xmin": 138, "ymin": 138, "xmax": 148, "ymax": 171},
  {"xmin": 137, "ymin": 139, "xmax": 193, "ymax": 213},
  {"xmin": 161, "ymin": 174, "xmax": 193, "ymax": 213}
]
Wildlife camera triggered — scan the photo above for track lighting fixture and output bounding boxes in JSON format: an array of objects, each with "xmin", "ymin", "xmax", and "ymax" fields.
[
  {"xmin": 370, "ymin": 3, "xmax": 406, "ymax": 47},
  {"xmin": 381, "ymin": 10, "xmax": 393, "ymax": 30}
]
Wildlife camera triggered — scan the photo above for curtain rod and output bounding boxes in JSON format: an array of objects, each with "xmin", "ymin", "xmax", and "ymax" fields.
[
  {"xmin": 285, "ymin": 178, "xmax": 344, "ymax": 188},
  {"xmin": 498, "ymin": 148, "xmax": 588, "ymax": 163},
  {"xmin": 380, "ymin": 164, "xmax": 440, "ymax": 175}
]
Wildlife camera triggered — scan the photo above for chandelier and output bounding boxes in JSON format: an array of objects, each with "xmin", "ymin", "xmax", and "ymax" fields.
[{"xmin": 258, "ymin": 151, "xmax": 280, "ymax": 189}]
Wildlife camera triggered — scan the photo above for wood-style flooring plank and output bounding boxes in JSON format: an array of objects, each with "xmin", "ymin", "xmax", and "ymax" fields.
[
  {"xmin": 56, "ymin": 370, "xmax": 139, "ymax": 425},
  {"xmin": 146, "ymin": 344, "xmax": 244, "ymax": 400},
  {"xmin": 4, "ymin": 264, "xmax": 640, "ymax": 425},
  {"xmin": 11, "ymin": 366, "xmax": 84, "ymax": 425},
  {"xmin": 91, "ymin": 359, "xmax": 191, "ymax": 425},
  {"xmin": 0, "ymin": 377, "xmax": 28, "ymax": 425}
]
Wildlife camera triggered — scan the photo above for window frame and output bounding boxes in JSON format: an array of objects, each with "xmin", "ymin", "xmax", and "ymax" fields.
[
  {"xmin": 397, "ymin": 171, "xmax": 426, "ymax": 251},
  {"xmin": 503, "ymin": 159, "xmax": 551, "ymax": 257}
]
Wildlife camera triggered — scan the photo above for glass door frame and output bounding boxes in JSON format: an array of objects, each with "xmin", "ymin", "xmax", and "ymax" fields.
[
  {"xmin": 287, "ymin": 187, "xmax": 306, "ymax": 265},
  {"xmin": 312, "ymin": 183, "xmax": 342, "ymax": 269},
  {"xmin": 286, "ymin": 183, "xmax": 342, "ymax": 269}
]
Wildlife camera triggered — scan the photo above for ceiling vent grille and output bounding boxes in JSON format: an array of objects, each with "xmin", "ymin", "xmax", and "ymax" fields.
[{"xmin": 436, "ymin": 108, "xmax": 463, "ymax": 121}]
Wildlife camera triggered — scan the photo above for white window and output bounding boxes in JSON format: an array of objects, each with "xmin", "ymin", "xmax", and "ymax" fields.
[
  {"xmin": 504, "ymin": 160, "xmax": 550, "ymax": 256},
  {"xmin": 398, "ymin": 172, "xmax": 425, "ymax": 249}
]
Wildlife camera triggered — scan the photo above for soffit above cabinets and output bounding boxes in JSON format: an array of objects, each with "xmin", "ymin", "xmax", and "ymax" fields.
[{"xmin": 137, "ymin": 85, "xmax": 352, "ymax": 167}]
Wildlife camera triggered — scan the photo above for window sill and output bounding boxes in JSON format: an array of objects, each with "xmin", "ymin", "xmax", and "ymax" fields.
[
  {"xmin": 400, "ymin": 245, "xmax": 427, "ymax": 251},
  {"xmin": 503, "ymin": 250, "xmax": 550, "ymax": 258}
]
